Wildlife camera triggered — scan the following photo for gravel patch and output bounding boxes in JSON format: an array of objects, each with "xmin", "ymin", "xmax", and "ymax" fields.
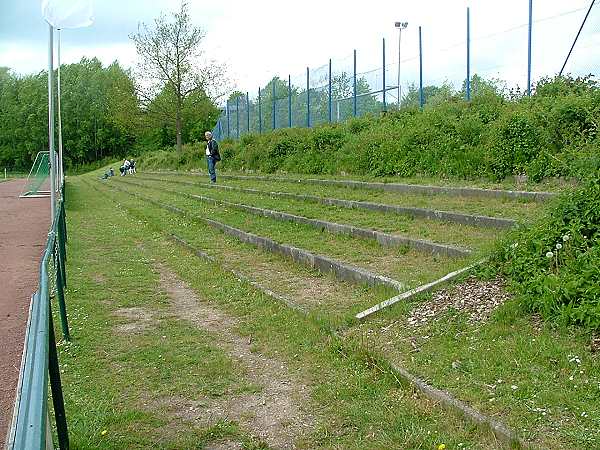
[{"xmin": 406, "ymin": 276, "xmax": 511, "ymax": 327}]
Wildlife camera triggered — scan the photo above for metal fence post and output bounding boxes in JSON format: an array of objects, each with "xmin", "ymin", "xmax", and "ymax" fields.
[
  {"xmin": 527, "ymin": 0, "xmax": 532, "ymax": 96},
  {"xmin": 246, "ymin": 92, "xmax": 250, "ymax": 133},
  {"xmin": 466, "ymin": 7, "xmax": 471, "ymax": 101},
  {"xmin": 55, "ymin": 247, "xmax": 70, "ymax": 341},
  {"xmin": 328, "ymin": 58, "xmax": 332, "ymax": 123},
  {"xmin": 226, "ymin": 100, "xmax": 230, "ymax": 138},
  {"xmin": 48, "ymin": 300, "xmax": 69, "ymax": 449},
  {"xmin": 353, "ymin": 49, "xmax": 357, "ymax": 117},
  {"xmin": 258, "ymin": 87, "xmax": 262, "ymax": 134},
  {"xmin": 218, "ymin": 119, "xmax": 223, "ymax": 140},
  {"xmin": 272, "ymin": 81, "xmax": 276, "ymax": 130},
  {"xmin": 288, "ymin": 75, "xmax": 292, "ymax": 128},
  {"xmin": 57, "ymin": 216, "xmax": 67, "ymax": 287},
  {"xmin": 382, "ymin": 37, "xmax": 387, "ymax": 111},
  {"xmin": 236, "ymin": 95, "xmax": 240, "ymax": 139},
  {"xmin": 306, "ymin": 67, "xmax": 311, "ymax": 127},
  {"xmin": 419, "ymin": 26, "xmax": 424, "ymax": 108}
]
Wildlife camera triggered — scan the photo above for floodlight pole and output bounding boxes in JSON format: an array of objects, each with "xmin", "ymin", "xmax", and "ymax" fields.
[
  {"xmin": 395, "ymin": 22, "xmax": 408, "ymax": 108},
  {"xmin": 57, "ymin": 29, "xmax": 64, "ymax": 190},
  {"xmin": 48, "ymin": 24, "xmax": 56, "ymax": 217}
]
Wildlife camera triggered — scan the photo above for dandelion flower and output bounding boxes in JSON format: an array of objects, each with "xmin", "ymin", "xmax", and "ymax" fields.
[
  {"xmin": 546, "ymin": 251, "xmax": 554, "ymax": 258},
  {"xmin": 101, "ymin": 430, "xmax": 108, "ymax": 436},
  {"xmin": 556, "ymin": 243, "xmax": 562, "ymax": 250},
  {"xmin": 438, "ymin": 445, "xmax": 446, "ymax": 450},
  {"xmin": 563, "ymin": 234, "xmax": 570, "ymax": 242}
]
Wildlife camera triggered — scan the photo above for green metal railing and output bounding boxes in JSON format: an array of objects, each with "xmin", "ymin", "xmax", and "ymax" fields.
[{"xmin": 7, "ymin": 183, "xmax": 71, "ymax": 450}]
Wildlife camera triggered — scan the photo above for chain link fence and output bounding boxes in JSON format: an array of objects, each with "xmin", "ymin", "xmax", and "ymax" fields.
[{"xmin": 213, "ymin": 1, "xmax": 599, "ymax": 141}]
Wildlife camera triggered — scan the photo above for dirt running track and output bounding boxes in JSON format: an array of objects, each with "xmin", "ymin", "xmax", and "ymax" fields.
[{"xmin": 0, "ymin": 179, "xmax": 50, "ymax": 445}]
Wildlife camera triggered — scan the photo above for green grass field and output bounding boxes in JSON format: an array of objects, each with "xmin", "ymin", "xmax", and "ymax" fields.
[{"xmin": 56, "ymin": 170, "xmax": 599, "ymax": 449}]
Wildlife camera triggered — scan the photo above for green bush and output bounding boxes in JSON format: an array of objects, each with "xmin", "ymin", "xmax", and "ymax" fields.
[
  {"xmin": 494, "ymin": 172, "xmax": 600, "ymax": 329},
  {"xmin": 139, "ymin": 75, "xmax": 599, "ymax": 183}
]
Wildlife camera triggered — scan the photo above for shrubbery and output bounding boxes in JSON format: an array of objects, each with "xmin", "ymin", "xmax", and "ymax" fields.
[
  {"xmin": 494, "ymin": 172, "xmax": 600, "ymax": 330},
  {"xmin": 213, "ymin": 75, "xmax": 599, "ymax": 182}
]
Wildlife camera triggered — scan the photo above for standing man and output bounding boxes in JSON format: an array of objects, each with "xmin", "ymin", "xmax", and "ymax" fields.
[{"xmin": 204, "ymin": 131, "xmax": 221, "ymax": 183}]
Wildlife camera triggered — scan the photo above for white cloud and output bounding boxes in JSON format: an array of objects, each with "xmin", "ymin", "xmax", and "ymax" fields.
[{"xmin": 1, "ymin": 0, "xmax": 598, "ymax": 95}]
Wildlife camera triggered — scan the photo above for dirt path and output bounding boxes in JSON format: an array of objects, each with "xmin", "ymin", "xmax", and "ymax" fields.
[
  {"xmin": 0, "ymin": 180, "xmax": 50, "ymax": 444},
  {"xmin": 154, "ymin": 262, "xmax": 316, "ymax": 449}
]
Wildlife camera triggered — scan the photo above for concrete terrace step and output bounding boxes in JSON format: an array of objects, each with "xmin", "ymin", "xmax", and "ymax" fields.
[
  {"xmin": 105, "ymin": 182, "xmax": 406, "ymax": 293},
  {"xmin": 143, "ymin": 174, "xmax": 517, "ymax": 229},
  {"xmin": 117, "ymin": 178, "xmax": 472, "ymax": 258},
  {"xmin": 156, "ymin": 171, "xmax": 556, "ymax": 202}
]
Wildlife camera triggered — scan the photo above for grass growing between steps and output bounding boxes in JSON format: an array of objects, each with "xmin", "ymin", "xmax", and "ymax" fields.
[
  {"xmin": 109, "ymin": 177, "xmax": 473, "ymax": 288},
  {"xmin": 62, "ymin": 176, "xmax": 505, "ymax": 449},
  {"xmin": 136, "ymin": 162, "xmax": 573, "ymax": 192},
  {"xmin": 130, "ymin": 175, "xmax": 501, "ymax": 249},
  {"xmin": 144, "ymin": 172, "xmax": 548, "ymax": 222},
  {"xmin": 94, "ymin": 179, "xmax": 394, "ymax": 319},
  {"xmin": 345, "ymin": 286, "xmax": 600, "ymax": 449},
  {"xmin": 59, "ymin": 179, "xmax": 270, "ymax": 449}
]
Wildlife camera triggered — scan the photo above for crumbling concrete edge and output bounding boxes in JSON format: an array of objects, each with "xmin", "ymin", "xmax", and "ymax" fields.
[
  {"xmin": 142, "ymin": 175, "xmax": 516, "ymax": 229},
  {"xmin": 151, "ymin": 170, "xmax": 554, "ymax": 202},
  {"xmin": 122, "ymin": 178, "xmax": 471, "ymax": 258},
  {"xmin": 168, "ymin": 233, "xmax": 307, "ymax": 314},
  {"xmin": 388, "ymin": 360, "xmax": 529, "ymax": 448},
  {"xmin": 107, "ymin": 182, "xmax": 405, "ymax": 293}
]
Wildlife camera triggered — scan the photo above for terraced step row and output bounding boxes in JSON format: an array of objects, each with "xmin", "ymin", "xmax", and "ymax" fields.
[
  {"xmin": 118, "ymin": 177, "xmax": 471, "ymax": 258},
  {"xmin": 176, "ymin": 171, "xmax": 557, "ymax": 201},
  {"xmin": 148, "ymin": 171, "xmax": 549, "ymax": 221},
  {"xmin": 131, "ymin": 175, "xmax": 500, "ymax": 249},
  {"xmin": 141, "ymin": 173, "xmax": 518, "ymax": 228}
]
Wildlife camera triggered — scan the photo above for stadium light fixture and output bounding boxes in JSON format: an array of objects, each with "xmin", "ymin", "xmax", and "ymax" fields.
[{"xmin": 395, "ymin": 22, "xmax": 408, "ymax": 108}]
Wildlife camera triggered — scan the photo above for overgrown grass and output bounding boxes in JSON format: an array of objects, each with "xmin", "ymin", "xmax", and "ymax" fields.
[
  {"xmin": 97, "ymin": 178, "xmax": 395, "ymax": 320},
  {"xmin": 494, "ymin": 172, "xmax": 600, "ymax": 329},
  {"xmin": 108, "ymin": 177, "xmax": 474, "ymax": 287},
  {"xmin": 125, "ymin": 175, "xmax": 501, "ymax": 249},
  {"xmin": 60, "ymin": 180, "xmax": 266, "ymax": 448},
  {"xmin": 346, "ymin": 295, "xmax": 600, "ymax": 449},
  {"xmin": 61, "ymin": 176, "xmax": 501, "ymax": 448},
  {"xmin": 141, "ymin": 172, "xmax": 546, "ymax": 221}
]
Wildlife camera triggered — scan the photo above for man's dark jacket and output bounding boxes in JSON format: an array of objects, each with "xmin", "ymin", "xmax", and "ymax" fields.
[{"xmin": 207, "ymin": 139, "xmax": 221, "ymax": 161}]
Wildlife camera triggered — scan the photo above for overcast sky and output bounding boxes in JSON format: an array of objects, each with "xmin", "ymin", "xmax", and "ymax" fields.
[{"xmin": 1, "ymin": 0, "xmax": 598, "ymax": 99}]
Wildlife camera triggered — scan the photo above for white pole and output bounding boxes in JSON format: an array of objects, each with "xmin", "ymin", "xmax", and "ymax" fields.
[
  {"xmin": 395, "ymin": 22, "xmax": 408, "ymax": 108},
  {"xmin": 397, "ymin": 28, "xmax": 402, "ymax": 108},
  {"xmin": 57, "ymin": 28, "xmax": 64, "ymax": 190},
  {"xmin": 48, "ymin": 24, "xmax": 56, "ymax": 217}
]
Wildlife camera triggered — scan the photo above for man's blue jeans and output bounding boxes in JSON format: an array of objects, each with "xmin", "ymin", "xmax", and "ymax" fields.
[{"xmin": 207, "ymin": 156, "xmax": 217, "ymax": 183}]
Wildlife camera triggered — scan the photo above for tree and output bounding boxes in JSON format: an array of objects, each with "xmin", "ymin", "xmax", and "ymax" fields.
[
  {"xmin": 0, "ymin": 59, "xmax": 139, "ymax": 171},
  {"xmin": 130, "ymin": 1, "xmax": 227, "ymax": 151}
]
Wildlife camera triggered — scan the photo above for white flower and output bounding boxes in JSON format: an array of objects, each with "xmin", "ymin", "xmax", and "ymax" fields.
[
  {"xmin": 511, "ymin": 385, "xmax": 518, "ymax": 390},
  {"xmin": 510, "ymin": 242, "xmax": 519, "ymax": 249},
  {"xmin": 556, "ymin": 243, "xmax": 563, "ymax": 250},
  {"xmin": 546, "ymin": 251, "xmax": 554, "ymax": 258},
  {"xmin": 563, "ymin": 234, "xmax": 570, "ymax": 242}
]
